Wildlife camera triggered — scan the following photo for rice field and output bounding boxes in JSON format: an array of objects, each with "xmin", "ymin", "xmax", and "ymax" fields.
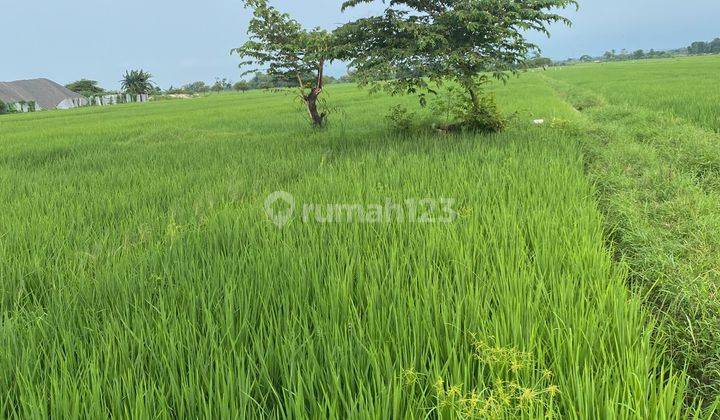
[
  {"xmin": 0, "ymin": 59, "xmax": 719, "ymax": 418},
  {"xmin": 544, "ymin": 57, "xmax": 720, "ymax": 407},
  {"xmin": 545, "ymin": 55, "xmax": 720, "ymax": 132}
]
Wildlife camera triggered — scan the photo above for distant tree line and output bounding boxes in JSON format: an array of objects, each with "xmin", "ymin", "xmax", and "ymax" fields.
[
  {"xmin": 524, "ymin": 55, "xmax": 555, "ymax": 69},
  {"xmin": 56, "ymin": 68, "xmax": 352, "ymax": 108},
  {"xmin": 238, "ymin": 72, "xmax": 350, "ymax": 90},
  {"xmin": 162, "ymin": 71, "xmax": 355, "ymax": 96},
  {"xmin": 687, "ymin": 38, "xmax": 720, "ymax": 55},
  {"xmin": 560, "ymin": 36, "xmax": 720, "ymax": 65},
  {"xmin": 600, "ymin": 48, "xmax": 673, "ymax": 62},
  {"xmin": 558, "ymin": 48, "xmax": 672, "ymax": 65},
  {"xmin": 66, "ymin": 71, "xmax": 161, "ymax": 97}
]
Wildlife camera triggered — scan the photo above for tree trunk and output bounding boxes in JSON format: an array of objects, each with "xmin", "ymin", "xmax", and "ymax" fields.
[
  {"xmin": 306, "ymin": 59, "xmax": 326, "ymax": 126},
  {"xmin": 466, "ymin": 83, "xmax": 481, "ymax": 115},
  {"xmin": 297, "ymin": 59, "xmax": 326, "ymax": 127},
  {"xmin": 305, "ymin": 89, "xmax": 325, "ymax": 126}
]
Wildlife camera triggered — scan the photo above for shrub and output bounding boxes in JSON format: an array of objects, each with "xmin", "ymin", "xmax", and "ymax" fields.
[
  {"xmin": 0, "ymin": 99, "xmax": 6, "ymax": 115},
  {"xmin": 385, "ymin": 105, "xmax": 415, "ymax": 132},
  {"xmin": 460, "ymin": 93, "xmax": 507, "ymax": 133},
  {"xmin": 233, "ymin": 81, "xmax": 250, "ymax": 92},
  {"xmin": 431, "ymin": 88, "xmax": 506, "ymax": 134},
  {"xmin": 66, "ymin": 79, "xmax": 105, "ymax": 97}
]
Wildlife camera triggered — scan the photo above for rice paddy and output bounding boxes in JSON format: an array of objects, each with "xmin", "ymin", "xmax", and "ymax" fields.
[
  {"xmin": 544, "ymin": 55, "xmax": 720, "ymax": 132},
  {"xmin": 1, "ymin": 56, "xmax": 720, "ymax": 418}
]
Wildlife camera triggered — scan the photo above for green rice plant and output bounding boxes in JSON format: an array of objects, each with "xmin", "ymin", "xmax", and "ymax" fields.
[
  {"xmin": 0, "ymin": 77, "xmax": 696, "ymax": 418},
  {"xmin": 546, "ymin": 76, "xmax": 720, "ymax": 412},
  {"xmin": 545, "ymin": 55, "xmax": 720, "ymax": 132}
]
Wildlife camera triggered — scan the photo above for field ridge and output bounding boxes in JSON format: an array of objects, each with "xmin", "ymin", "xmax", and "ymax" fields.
[{"xmin": 545, "ymin": 75, "xmax": 720, "ymax": 410}]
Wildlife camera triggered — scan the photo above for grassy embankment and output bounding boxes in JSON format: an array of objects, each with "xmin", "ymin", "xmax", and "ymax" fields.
[{"xmin": 545, "ymin": 55, "xmax": 720, "ymax": 408}]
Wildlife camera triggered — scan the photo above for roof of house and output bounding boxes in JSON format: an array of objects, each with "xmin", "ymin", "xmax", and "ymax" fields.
[{"xmin": 0, "ymin": 78, "xmax": 84, "ymax": 109}]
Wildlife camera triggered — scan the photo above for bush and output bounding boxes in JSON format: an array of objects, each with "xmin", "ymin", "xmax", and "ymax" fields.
[
  {"xmin": 430, "ymin": 88, "xmax": 506, "ymax": 133},
  {"xmin": 0, "ymin": 100, "xmax": 19, "ymax": 114},
  {"xmin": 460, "ymin": 94, "xmax": 507, "ymax": 133},
  {"xmin": 385, "ymin": 105, "xmax": 415, "ymax": 132},
  {"xmin": 233, "ymin": 81, "xmax": 250, "ymax": 92}
]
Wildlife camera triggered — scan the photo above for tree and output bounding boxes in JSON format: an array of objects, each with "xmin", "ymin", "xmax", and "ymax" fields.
[
  {"xmin": 526, "ymin": 55, "xmax": 554, "ymax": 69},
  {"xmin": 632, "ymin": 49, "xmax": 645, "ymax": 60},
  {"xmin": 711, "ymin": 38, "xmax": 720, "ymax": 54},
  {"xmin": 212, "ymin": 78, "xmax": 232, "ymax": 93},
  {"xmin": 579, "ymin": 55, "xmax": 593, "ymax": 62},
  {"xmin": 689, "ymin": 41, "xmax": 708, "ymax": 55},
  {"xmin": 248, "ymin": 73, "xmax": 274, "ymax": 89},
  {"xmin": 121, "ymin": 70, "xmax": 155, "ymax": 95},
  {"xmin": 66, "ymin": 79, "xmax": 105, "ymax": 97},
  {"xmin": 232, "ymin": 0, "xmax": 333, "ymax": 126},
  {"xmin": 166, "ymin": 86, "xmax": 184, "ymax": 94},
  {"xmin": 246, "ymin": 72, "xmax": 297, "ymax": 89},
  {"xmin": 336, "ymin": 0, "xmax": 577, "ymax": 130},
  {"xmin": 183, "ymin": 81, "xmax": 210, "ymax": 94},
  {"xmin": 338, "ymin": 70, "xmax": 357, "ymax": 83},
  {"xmin": 233, "ymin": 81, "xmax": 251, "ymax": 92}
]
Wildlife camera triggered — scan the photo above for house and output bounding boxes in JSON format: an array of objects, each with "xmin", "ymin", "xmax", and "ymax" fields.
[{"xmin": 0, "ymin": 78, "xmax": 88, "ymax": 111}]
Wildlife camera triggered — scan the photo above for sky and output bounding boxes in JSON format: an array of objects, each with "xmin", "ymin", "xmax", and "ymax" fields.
[{"xmin": 1, "ymin": 0, "xmax": 719, "ymax": 90}]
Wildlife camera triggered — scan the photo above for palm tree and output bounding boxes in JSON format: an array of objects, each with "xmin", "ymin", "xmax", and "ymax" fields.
[{"xmin": 121, "ymin": 70, "xmax": 155, "ymax": 95}]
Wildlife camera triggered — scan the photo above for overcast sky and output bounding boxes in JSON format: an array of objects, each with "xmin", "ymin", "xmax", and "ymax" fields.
[{"xmin": 1, "ymin": 0, "xmax": 719, "ymax": 90}]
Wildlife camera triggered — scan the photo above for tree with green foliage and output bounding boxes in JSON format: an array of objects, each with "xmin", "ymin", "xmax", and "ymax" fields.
[
  {"xmin": 247, "ymin": 73, "xmax": 271, "ymax": 89},
  {"xmin": 526, "ymin": 55, "xmax": 554, "ymax": 69},
  {"xmin": 165, "ymin": 86, "xmax": 183, "ymax": 95},
  {"xmin": 66, "ymin": 79, "xmax": 105, "ymax": 97},
  {"xmin": 121, "ymin": 70, "xmax": 155, "ymax": 95},
  {"xmin": 336, "ymin": 0, "xmax": 577, "ymax": 131},
  {"xmin": 232, "ymin": 0, "xmax": 333, "ymax": 126},
  {"xmin": 711, "ymin": 38, "xmax": 720, "ymax": 54},
  {"xmin": 338, "ymin": 70, "xmax": 357, "ymax": 84},
  {"xmin": 183, "ymin": 81, "xmax": 210, "ymax": 94},
  {"xmin": 245, "ymin": 72, "xmax": 294, "ymax": 89},
  {"xmin": 688, "ymin": 41, "xmax": 708, "ymax": 55},
  {"xmin": 212, "ymin": 78, "xmax": 232, "ymax": 93},
  {"xmin": 688, "ymin": 38, "xmax": 720, "ymax": 55},
  {"xmin": 233, "ymin": 81, "xmax": 251, "ymax": 92}
]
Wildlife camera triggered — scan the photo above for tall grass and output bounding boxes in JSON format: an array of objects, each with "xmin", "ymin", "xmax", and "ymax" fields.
[
  {"xmin": 545, "ymin": 75, "xmax": 720, "ymax": 411},
  {"xmin": 0, "ymin": 79, "xmax": 692, "ymax": 417}
]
